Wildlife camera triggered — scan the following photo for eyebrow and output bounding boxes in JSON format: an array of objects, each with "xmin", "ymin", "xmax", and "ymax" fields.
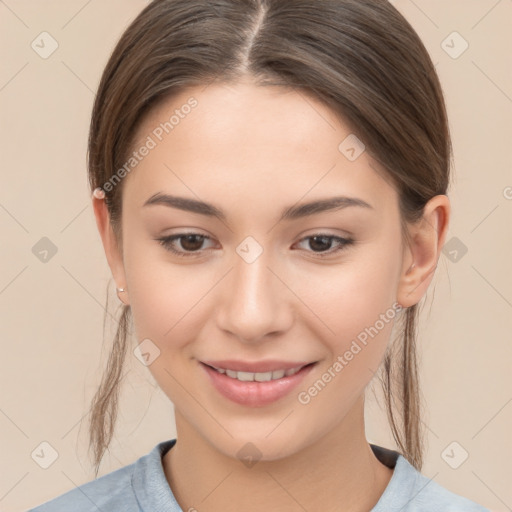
[{"xmin": 143, "ymin": 192, "xmax": 374, "ymax": 222}]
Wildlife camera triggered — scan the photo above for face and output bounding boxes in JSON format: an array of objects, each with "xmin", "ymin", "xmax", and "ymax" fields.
[{"xmin": 102, "ymin": 80, "xmax": 415, "ymax": 461}]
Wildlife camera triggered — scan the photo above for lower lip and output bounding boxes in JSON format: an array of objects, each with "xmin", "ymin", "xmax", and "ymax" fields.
[{"xmin": 200, "ymin": 362, "xmax": 317, "ymax": 407}]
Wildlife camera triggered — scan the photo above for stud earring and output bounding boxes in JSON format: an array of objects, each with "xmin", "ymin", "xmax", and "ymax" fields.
[
  {"xmin": 117, "ymin": 287, "xmax": 126, "ymax": 293},
  {"xmin": 93, "ymin": 187, "xmax": 105, "ymax": 199}
]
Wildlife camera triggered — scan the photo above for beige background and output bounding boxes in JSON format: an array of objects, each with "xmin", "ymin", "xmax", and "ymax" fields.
[{"xmin": 0, "ymin": 1, "xmax": 511, "ymax": 510}]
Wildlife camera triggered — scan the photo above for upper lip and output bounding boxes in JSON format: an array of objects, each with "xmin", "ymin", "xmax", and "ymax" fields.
[{"xmin": 201, "ymin": 359, "xmax": 316, "ymax": 373}]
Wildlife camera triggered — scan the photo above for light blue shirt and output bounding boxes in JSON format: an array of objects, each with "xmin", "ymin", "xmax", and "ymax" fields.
[{"xmin": 28, "ymin": 438, "xmax": 489, "ymax": 511}]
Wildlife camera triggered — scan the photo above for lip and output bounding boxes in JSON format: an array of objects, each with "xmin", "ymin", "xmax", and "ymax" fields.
[
  {"xmin": 201, "ymin": 359, "xmax": 314, "ymax": 373},
  {"xmin": 200, "ymin": 360, "xmax": 317, "ymax": 407}
]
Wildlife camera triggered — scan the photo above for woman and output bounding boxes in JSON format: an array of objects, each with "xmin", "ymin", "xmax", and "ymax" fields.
[{"xmin": 30, "ymin": 0, "xmax": 489, "ymax": 510}]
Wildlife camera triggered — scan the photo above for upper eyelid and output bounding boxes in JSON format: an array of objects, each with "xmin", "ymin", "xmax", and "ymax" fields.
[
  {"xmin": 160, "ymin": 231, "xmax": 349, "ymax": 241},
  {"xmin": 159, "ymin": 232, "xmax": 352, "ymax": 251}
]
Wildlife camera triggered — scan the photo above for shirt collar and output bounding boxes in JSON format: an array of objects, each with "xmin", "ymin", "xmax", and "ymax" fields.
[{"xmin": 132, "ymin": 439, "xmax": 416, "ymax": 512}]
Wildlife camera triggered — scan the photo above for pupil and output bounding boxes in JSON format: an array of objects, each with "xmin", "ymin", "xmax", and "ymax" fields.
[
  {"xmin": 182, "ymin": 235, "xmax": 203, "ymax": 251},
  {"xmin": 310, "ymin": 236, "xmax": 331, "ymax": 252}
]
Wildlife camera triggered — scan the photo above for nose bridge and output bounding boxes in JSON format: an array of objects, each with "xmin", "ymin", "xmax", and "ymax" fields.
[{"xmin": 216, "ymin": 241, "xmax": 292, "ymax": 343}]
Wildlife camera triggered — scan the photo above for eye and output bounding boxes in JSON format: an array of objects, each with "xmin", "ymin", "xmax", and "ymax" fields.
[
  {"xmin": 155, "ymin": 233, "xmax": 215, "ymax": 257},
  {"xmin": 294, "ymin": 234, "xmax": 355, "ymax": 257},
  {"xmin": 155, "ymin": 232, "xmax": 355, "ymax": 259}
]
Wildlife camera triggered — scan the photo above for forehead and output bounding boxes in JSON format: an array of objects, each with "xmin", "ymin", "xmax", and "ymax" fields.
[{"xmin": 123, "ymin": 81, "xmax": 397, "ymax": 215}]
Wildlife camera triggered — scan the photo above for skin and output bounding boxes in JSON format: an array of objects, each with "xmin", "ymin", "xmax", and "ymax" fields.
[{"xmin": 93, "ymin": 79, "xmax": 450, "ymax": 511}]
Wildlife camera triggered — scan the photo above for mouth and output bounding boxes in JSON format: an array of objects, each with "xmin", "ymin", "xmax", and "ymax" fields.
[
  {"xmin": 199, "ymin": 360, "xmax": 318, "ymax": 407},
  {"xmin": 202, "ymin": 361, "xmax": 316, "ymax": 382}
]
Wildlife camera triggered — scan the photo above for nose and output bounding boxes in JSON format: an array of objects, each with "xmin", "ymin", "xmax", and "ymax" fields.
[{"xmin": 215, "ymin": 247, "xmax": 294, "ymax": 344}]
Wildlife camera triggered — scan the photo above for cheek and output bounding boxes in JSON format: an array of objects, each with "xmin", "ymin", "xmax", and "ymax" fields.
[
  {"xmin": 124, "ymin": 243, "xmax": 215, "ymax": 351},
  {"xmin": 295, "ymin": 264, "xmax": 400, "ymax": 421},
  {"xmin": 296, "ymin": 247, "xmax": 401, "ymax": 384},
  {"xmin": 124, "ymin": 251, "xmax": 211, "ymax": 403},
  {"xmin": 298, "ymin": 249, "xmax": 400, "ymax": 335}
]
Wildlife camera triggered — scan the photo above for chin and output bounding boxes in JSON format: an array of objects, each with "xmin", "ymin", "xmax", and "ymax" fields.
[{"xmin": 203, "ymin": 428, "xmax": 307, "ymax": 465}]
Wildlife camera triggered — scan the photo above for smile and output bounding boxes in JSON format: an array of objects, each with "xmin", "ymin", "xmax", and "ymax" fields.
[
  {"xmin": 208, "ymin": 364, "xmax": 306, "ymax": 382},
  {"xmin": 200, "ymin": 361, "xmax": 318, "ymax": 407}
]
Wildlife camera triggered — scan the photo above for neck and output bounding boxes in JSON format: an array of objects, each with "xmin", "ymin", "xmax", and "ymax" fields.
[{"xmin": 163, "ymin": 397, "xmax": 393, "ymax": 512}]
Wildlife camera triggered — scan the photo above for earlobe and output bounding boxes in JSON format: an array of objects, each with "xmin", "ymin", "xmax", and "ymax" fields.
[
  {"xmin": 397, "ymin": 195, "xmax": 451, "ymax": 308},
  {"xmin": 92, "ymin": 189, "xmax": 130, "ymax": 305}
]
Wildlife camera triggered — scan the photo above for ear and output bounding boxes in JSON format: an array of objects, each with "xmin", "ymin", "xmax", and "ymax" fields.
[
  {"xmin": 92, "ymin": 191, "xmax": 130, "ymax": 306},
  {"xmin": 397, "ymin": 194, "xmax": 451, "ymax": 309}
]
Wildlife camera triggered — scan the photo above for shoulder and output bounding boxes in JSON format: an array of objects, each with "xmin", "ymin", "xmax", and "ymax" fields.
[
  {"xmin": 27, "ymin": 461, "xmax": 137, "ymax": 512},
  {"xmin": 404, "ymin": 467, "xmax": 490, "ymax": 511},
  {"xmin": 371, "ymin": 448, "xmax": 490, "ymax": 511},
  {"xmin": 27, "ymin": 439, "xmax": 178, "ymax": 512}
]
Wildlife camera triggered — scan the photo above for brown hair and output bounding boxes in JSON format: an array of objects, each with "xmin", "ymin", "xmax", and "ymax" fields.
[{"xmin": 87, "ymin": 0, "xmax": 452, "ymax": 476}]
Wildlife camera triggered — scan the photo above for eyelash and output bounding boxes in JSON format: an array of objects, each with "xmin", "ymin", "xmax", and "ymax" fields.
[{"xmin": 155, "ymin": 232, "xmax": 355, "ymax": 259}]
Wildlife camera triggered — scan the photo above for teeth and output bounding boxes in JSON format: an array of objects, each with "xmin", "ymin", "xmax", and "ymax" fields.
[
  {"xmin": 285, "ymin": 366, "xmax": 301, "ymax": 377},
  {"xmin": 214, "ymin": 365, "xmax": 304, "ymax": 382}
]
